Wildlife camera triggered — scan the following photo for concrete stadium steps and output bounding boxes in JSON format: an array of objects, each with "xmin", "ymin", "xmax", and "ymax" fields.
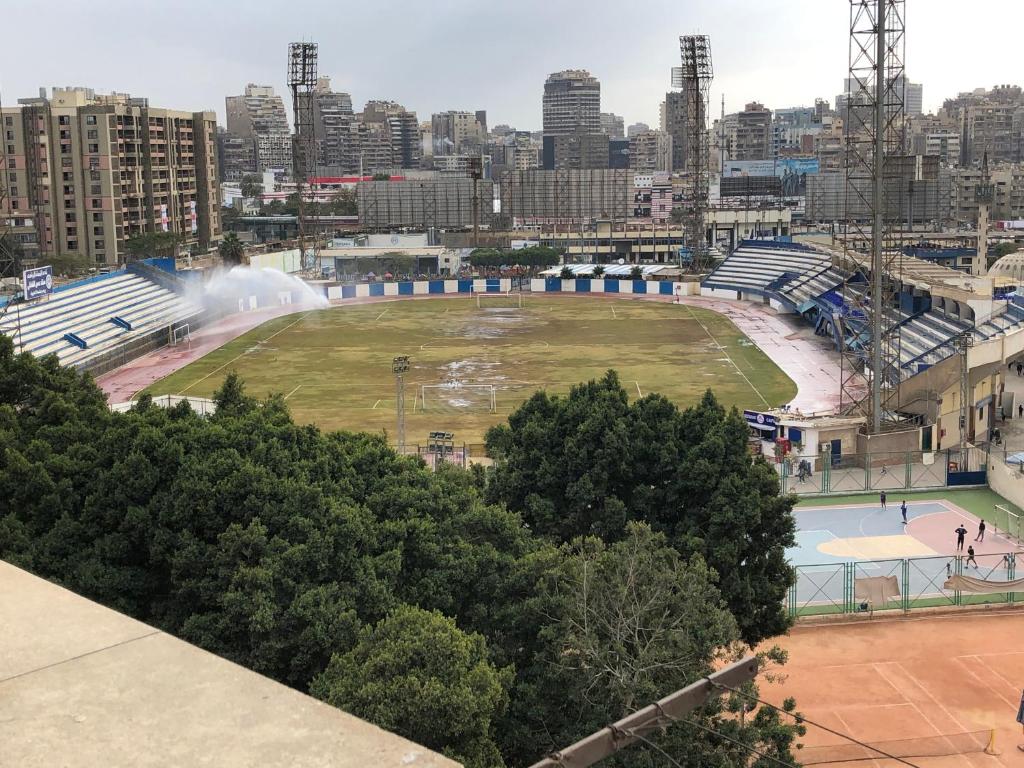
[
  {"xmin": 702, "ymin": 242, "xmax": 831, "ymax": 294},
  {"xmin": 7, "ymin": 270, "xmax": 201, "ymax": 368},
  {"xmin": 781, "ymin": 268, "xmax": 846, "ymax": 307}
]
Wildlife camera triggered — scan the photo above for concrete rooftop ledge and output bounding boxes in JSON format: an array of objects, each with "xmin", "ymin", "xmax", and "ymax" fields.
[{"xmin": 0, "ymin": 561, "xmax": 460, "ymax": 768}]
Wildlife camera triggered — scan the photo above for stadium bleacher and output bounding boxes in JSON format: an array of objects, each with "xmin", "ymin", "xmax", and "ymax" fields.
[
  {"xmin": 702, "ymin": 241, "xmax": 832, "ymax": 302},
  {"xmin": 0, "ymin": 269, "xmax": 203, "ymax": 369}
]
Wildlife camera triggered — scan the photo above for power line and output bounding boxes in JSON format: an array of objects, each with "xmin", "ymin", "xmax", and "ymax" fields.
[
  {"xmin": 677, "ymin": 715, "xmax": 801, "ymax": 768},
  {"xmin": 711, "ymin": 681, "xmax": 922, "ymax": 768}
]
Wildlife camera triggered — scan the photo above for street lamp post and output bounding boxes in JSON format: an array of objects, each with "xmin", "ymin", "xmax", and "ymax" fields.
[{"xmin": 392, "ymin": 356, "xmax": 410, "ymax": 453}]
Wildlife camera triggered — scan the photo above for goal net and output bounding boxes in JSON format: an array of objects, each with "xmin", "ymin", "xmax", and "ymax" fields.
[
  {"xmin": 994, "ymin": 504, "xmax": 1023, "ymax": 547},
  {"xmin": 419, "ymin": 383, "xmax": 496, "ymax": 413},
  {"xmin": 170, "ymin": 323, "xmax": 192, "ymax": 346},
  {"xmin": 476, "ymin": 291, "xmax": 522, "ymax": 309}
]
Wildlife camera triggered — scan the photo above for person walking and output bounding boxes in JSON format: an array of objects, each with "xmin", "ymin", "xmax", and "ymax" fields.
[
  {"xmin": 955, "ymin": 524, "xmax": 968, "ymax": 551},
  {"xmin": 966, "ymin": 545, "xmax": 978, "ymax": 568},
  {"xmin": 1017, "ymin": 362, "xmax": 1023, "ymax": 377},
  {"xmin": 1019, "ymin": 402, "xmax": 1023, "ymax": 419},
  {"xmin": 901, "ymin": 500, "xmax": 908, "ymax": 525},
  {"xmin": 975, "ymin": 519, "xmax": 986, "ymax": 542},
  {"xmin": 880, "ymin": 490, "xmax": 887, "ymax": 511}
]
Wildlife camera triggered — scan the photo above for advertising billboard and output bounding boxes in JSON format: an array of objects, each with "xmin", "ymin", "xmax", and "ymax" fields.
[
  {"xmin": 190, "ymin": 200, "xmax": 198, "ymax": 234},
  {"xmin": 722, "ymin": 158, "xmax": 819, "ymax": 196},
  {"xmin": 160, "ymin": 204, "xmax": 169, "ymax": 232},
  {"xmin": 22, "ymin": 266, "xmax": 54, "ymax": 301}
]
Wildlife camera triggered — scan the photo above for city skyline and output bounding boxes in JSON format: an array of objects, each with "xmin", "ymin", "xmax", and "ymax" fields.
[{"xmin": 2, "ymin": 0, "xmax": 1023, "ymax": 131}]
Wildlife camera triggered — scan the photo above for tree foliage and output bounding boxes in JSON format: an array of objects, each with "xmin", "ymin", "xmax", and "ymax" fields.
[
  {"xmin": 312, "ymin": 606, "xmax": 512, "ymax": 768},
  {"xmin": 218, "ymin": 232, "xmax": 245, "ymax": 265},
  {"xmin": 485, "ymin": 371, "xmax": 797, "ymax": 644},
  {"xmin": 240, "ymin": 174, "xmax": 263, "ymax": 199},
  {"xmin": 124, "ymin": 231, "xmax": 182, "ymax": 260},
  {"xmin": 468, "ymin": 246, "xmax": 562, "ymax": 269},
  {"xmin": 0, "ymin": 337, "xmax": 802, "ymax": 766}
]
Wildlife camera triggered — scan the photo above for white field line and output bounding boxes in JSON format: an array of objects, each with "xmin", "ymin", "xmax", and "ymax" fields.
[
  {"xmin": 284, "ymin": 385, "xmax": 302, "ymax": 400},
  {"xmin": 635, "ymin": 381, "xmax": 643, "ymax": 397},
  {"xmin": 375, "ymin": 309, "xmax": 389, "ymax": 321},
  {"xmin": 679, "ymin": 302, "xmax": 770, "ymax": 407},
  {"xmin": 372, "ymin": 399, "xmax": 382, "ymax": 409}
]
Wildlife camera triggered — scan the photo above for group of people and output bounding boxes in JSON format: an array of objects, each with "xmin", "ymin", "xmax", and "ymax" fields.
[{"xmin": 879, "ymin": 492, "xmax": 986, "ymax": 567}]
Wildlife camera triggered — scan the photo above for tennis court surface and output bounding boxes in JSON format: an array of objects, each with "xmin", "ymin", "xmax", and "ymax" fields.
[{"xmin": 762, "ymin": 609, "xmax": 1024, "ymax": 766}]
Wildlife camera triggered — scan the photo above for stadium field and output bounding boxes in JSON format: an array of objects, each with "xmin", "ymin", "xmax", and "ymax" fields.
[{"xmin": 143, "ymin": 296, "xmax": 797, "ymax": 444}]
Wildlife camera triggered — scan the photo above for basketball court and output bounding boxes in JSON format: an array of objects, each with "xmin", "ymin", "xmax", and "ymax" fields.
[{"xmin": 788, "ymin": 499, "xmax": 1023, "ymax": 615}]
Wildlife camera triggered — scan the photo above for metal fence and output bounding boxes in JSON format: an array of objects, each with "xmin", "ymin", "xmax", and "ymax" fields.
[
  {"xmin": 777, "ymin": 447, "xmax": 988, "ymax": 496},
  {"xmin": 787, "ymin": 552, "xmax": 1021, "ymax": 617}
]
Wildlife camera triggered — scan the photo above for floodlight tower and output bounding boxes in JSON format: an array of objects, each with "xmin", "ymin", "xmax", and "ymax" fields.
[
  {"xmin": 675, "ymin": 35, "xmax": 713, "ymax": 272},
  {"xmin": 838, "ymin": 0, "xmax": 907, "ymax": 432},
  {"xmin": 288, "ymin": 42, "xmax": 320, "ymax": 275},
  {"xmin": 393, "ymin": 355, "xmax": 410, "ymax": 453}
]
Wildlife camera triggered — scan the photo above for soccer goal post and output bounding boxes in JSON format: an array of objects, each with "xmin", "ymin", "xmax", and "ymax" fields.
[
  {"xmin": 170, "ymin": 323, "xmax": 192, "ymax": 346},
  {"xmin": 419, "ymin": 383, "xmax": 496, "ymax": 413},
  {"xmin": 476, "ymin": 291, "xmax": 522, "ymax": 308},
  {"xmin": 994, "ymin": 504, "xmax": 1023, "ymax": 547}
]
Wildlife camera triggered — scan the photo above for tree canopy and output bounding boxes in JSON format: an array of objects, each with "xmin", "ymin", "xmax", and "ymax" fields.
[
  {"xmin": 0, "ymin": 338, "xmax": 801, "ymax": 766},
  {"xmin": 468, "ymin": 245, "xmax": 562, "ymax": 269},
  {"xmin": 485, "ymin": 370, "xmax": 797, "ymax": 644},
  {"xmin": 218, "ymin": 232, "xmax": 245, "ymax": 265}
]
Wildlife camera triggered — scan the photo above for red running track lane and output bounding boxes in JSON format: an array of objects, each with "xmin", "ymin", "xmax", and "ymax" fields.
[{"xmin": 96, "ymin": 292, "xmax": 847, "ymax": 412}]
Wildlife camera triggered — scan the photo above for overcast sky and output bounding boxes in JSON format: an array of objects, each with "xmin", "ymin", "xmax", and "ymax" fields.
[{"xmin": 2, "ymin": 0, "xmax": 1021, "ymax": 130}]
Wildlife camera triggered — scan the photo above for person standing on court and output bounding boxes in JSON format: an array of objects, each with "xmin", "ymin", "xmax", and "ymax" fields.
[
  {"xmin": 901, "ymin": 500, "xmax": 908, "ymax": 525},
  {"xmin": 1017, "ymin": 688, "xmax": 1024, "ymax": 752},
  {"xmin": 975, "ymin": 519, "xmax": 986, "ymax": 542},
  {"xmin": 955, "ymin": 524, "xmax": 968, "ymax": 551},
  {"xmin": 880, "ymin": 490, "xmax": 887, "ymax": 511},
  {"xmin": 966, "ymin": 545, "xmax": 979, "ymax": 568}
]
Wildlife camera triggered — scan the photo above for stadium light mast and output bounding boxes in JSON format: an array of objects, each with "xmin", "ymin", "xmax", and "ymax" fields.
[
  {"xmin": 288, "ymin": 41, "xmax": 320, "ymax": 277},
  {"xmin": 393, "ymin": 355, "xmax": 410, "ymax": 453},
  {"xmin": 838, "ymin": 0, "xmax": 906, "ymax": 433},
  {"xmin": 674, "ymin": 35, "xmax": 713, "ymax": 273}
]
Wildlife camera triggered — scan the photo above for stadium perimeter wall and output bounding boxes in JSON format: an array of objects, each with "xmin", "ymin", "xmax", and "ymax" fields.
[{"xmin": 526, "ymin": 278, "xmax": 699, "ymax": 296}]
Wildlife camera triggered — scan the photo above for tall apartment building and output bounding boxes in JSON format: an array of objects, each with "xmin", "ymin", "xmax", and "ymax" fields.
[
  {"xmin": 313, "ymin": 77, "xmax": 354, "ymax": 170},
  {"xmin": 542, "ymin": 70, "xmax": 601, "ymax": 136},
  {"xmin": 949, "ymin": 164, "xmax": 1024, "ymax": 224},
  {"xmin": 734, "ymin": 102, "xmax": 772, "ymax": 160},
  {"xmin": 216, "ymin": 127, "xmax": 257, "ymax": 182},
  {"xmin": 772, "ymin": 106, "xmax": 821, "ymax": 158},
  {"xmin": 225, "ymin": 84, "xmax": 292, "ymax": 175},
  {"xmin": 837, "ymin": 75, "xmax": 923, "ymax": 118},
  {"xmin": 961, "ymin": 102, "xmax": 1024, "ymax": 166},
  {"xmin": 600, "ymin": 112, "xmax": 624, "ymax": 139},
  {"xmin": 660, "ymin": 91, "xmax": 689, "ymax": 172},
  {"xmin": 506, "ymin": 132, "xmax": 539, "ymax": 170},
  {"xmin": 431, "ymin": 111, "xmax": 486, "ymax": 155},
  {"xmin": 1, "ymin": 87, "xmax": 219, "ymax": 266},
  {"xmin": 363, "ymin": 100, "xmax": 421, "ymax": 169},
  {"xmin": 629, "ymin": 130, "xmax": 672, "ymax": 174},
  {"xmin": 626, "ymin": 122, "xmax": 650, "ymax": 138},
  {"xmin": 542, "ymin": 133, "xmax": 609, "ymax": 170}
]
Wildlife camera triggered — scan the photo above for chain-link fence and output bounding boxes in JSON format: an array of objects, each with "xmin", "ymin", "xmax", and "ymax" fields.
[
  {"xmin": 778, "ymin": 447, "xmax": 987, "ymax": 496},
  {"xmin": 788, "ymin": 552, "xmax": 1020, "ymax": 617}
]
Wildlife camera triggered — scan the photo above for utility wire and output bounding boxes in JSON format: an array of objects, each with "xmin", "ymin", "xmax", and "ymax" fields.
[
  {"xmin": 674, "ymin": 716, "xmax": 802, "ymax": 768},
  {"xmin": 711, "ymin": 682, "xmax": 922, "ymax": 768}
]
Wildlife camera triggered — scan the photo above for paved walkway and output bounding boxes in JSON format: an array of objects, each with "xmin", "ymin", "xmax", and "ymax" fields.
[
  {"xmin": 679, "ymin": 296, "xmax": 847, "ymax": 413},
  {"xmin": 97, "ymin": 292, "xmax": 847, "ymax": 412}
]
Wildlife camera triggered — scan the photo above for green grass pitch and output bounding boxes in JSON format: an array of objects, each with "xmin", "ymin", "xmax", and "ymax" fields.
[{"xmin": 145, "ymin": 296, "xmax": 798, "ymax": 445}]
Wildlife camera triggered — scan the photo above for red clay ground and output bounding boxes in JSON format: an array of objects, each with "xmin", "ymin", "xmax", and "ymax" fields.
[{"xmin": 762, "ymin": 609, "xmax": 1024, "ymax": 767}]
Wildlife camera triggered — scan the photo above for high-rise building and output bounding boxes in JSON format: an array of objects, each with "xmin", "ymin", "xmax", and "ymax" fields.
[
  {"xmin": 312, "ymin": 76, "xmax": 354, "ymax": 170},
  {"xmin": 431, "ymin": 111, "xmax": 486, "ymax": 155},
  {"xmin": 542, "ymin": 70, "xmax": 601, "ymax": 136},
  {"xmin": 837, "ymin": 75, "xmax": 922, "ymax": 118},
  {"xmin": 1, "ymin": 87, "xmax": 220, "ymax": 266},
  {"xmin": 660, "ymin": 91, "xmax": 689, "ymax": 171},
  {"xmin": 600, "ymin": 112, "xmax": 624, "ymax": 139},
  {"xmin": 734, "ymin": 102, "xmax": 772, "ymax": 160},
  {"xmin": 626, "ymin": 122, "xmax": 650, "ymax": 138},
  {"xmin": 961, "ymin": 102, "xmax": 1024, "ymax": 166},
  {"xmin": 225, "ymin": 84, "xmax": 292, "ymax": 175},
  {"xmin": 506, "ymin": 132, "xmax": 539, "ymax": 170},
  {"xmin": 216, "ymin": 127, "xmax": 257, "ymax": 183},
  {"xmin": 542, "ymin": 133, "xmax": 609, "ymax": 170},
  {"xmin": 629, "ymin": 130, "xmax": 673, "ymax": 173},
  {"xmin": 363, "ymin": 100, "xmax": 421, "ymax": 169}
]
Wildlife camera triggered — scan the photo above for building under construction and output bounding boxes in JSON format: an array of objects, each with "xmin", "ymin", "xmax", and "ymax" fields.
[{"xmin": 357, "ymin": 177, "xmax": 494, "ymax": 230}]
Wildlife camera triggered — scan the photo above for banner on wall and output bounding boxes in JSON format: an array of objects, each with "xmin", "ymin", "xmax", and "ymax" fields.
[
  {"xmin": 160, "ymin": 204, "xmax": 169, "ymax": 232},
  {"xmin": 190, "ymin": 200, "xmax": 197, "ymax": 234},
  {"xmin": 722, "ymin": 158, "xmax": 819, "ymax": 196}
]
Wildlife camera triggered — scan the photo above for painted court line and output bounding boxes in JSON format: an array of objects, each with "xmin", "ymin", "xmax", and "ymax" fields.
[
  {"xmin": 372, "ymin": 399, "xmax": 382, "ymax": 409},
  {"xmin": 611, "ymin": 306, "xmax": 618, "ymax": 319},
  {"xmin": 635, "ymin": 381, "xmax": 643, "ymax": 397},
  {"xmin": 284, "ymin": 385, "xmax": 302, "ymax": 401},
  {"xmin": 952, "ymin": 657, "xmax": 1017, "ymax": 709},
  {"xmin": 375, "ymin": 309, "xmax": 389, "ymax": 321},
  {"xmin": 179, "ymin": 312, "xmax": 312, "ymax": 394},
  {"xmin": 678, "ymin": 302, "xmax": 770, "ymax": 408}
]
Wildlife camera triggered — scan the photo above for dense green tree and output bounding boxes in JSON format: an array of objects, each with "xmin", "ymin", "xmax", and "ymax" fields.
[
  {"xmin": 311, "ymin": 606, "xmax": 512, "ymax": 768},
  {"xmin": 591, "ymin": 264, "xmax": 605, "ymax": 276},
  {"xmin": 240, "ymin": 174, "xmax": 263, "ymax": 199},
  {"xmin": 559, "ymin": 265, "xmax": 573, "ymax": 279},
  {"xmin": 124, "ymin": 231, "xmax": 182, "ymax": 261},
  {"xmin": 630, "ymin": 264, "xmax": 643, "ymax": 279},
  {"xmin": 468, "ymin": 246, "xmax": 562, "ymax": 270},
  {"xmin": 485, "ymin": 371, "xmax": 797, "ymax": 644},
  {"xmin": 218, "ymin": 232, "xmax": 246, "ymax": 265}
]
